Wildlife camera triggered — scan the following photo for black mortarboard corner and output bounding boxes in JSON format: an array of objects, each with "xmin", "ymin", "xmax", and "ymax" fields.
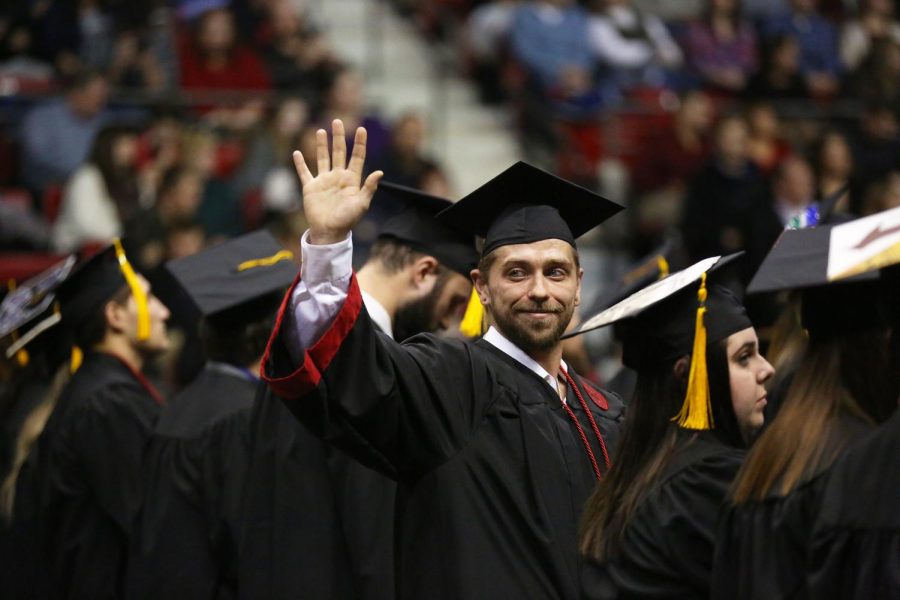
[
  {"xmin": 165, "ymin": 230, "xmax": 297, "ymax": 322},
  {"xmin": 436, "ymin": 161, "xmax": 623, "ymax": 256},
  {"xmin": 747, "ymin": 225, "xmax": 887, "ymax": 339},
  {"xmin": 57, "ymin": 242, "xmax": 134, "ymax": 326},
  {"xmin": 0, "ymin": 255, "xmax": 77, "ymax": 363},
  {"xmin": 566, "ymin": 254, "xmax": 752, "ymax": 431},
  {"xmin": 375, "ymin": 181, "xmax": 479, "ymax": 278}
]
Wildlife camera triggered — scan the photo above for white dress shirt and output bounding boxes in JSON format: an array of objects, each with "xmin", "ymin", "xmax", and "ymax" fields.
[
  {"xmin": 361, "ymin": 291, "xmax": 393, "ymax": 339},
  {"xmin": 286, "ymin": 231, "xmax": 568, "ymax": 400}
]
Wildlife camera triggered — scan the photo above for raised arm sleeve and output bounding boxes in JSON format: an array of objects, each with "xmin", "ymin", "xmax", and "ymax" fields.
[{"xmin": 283, "ymin": 231, "xmax": 353, "ymax": 362}]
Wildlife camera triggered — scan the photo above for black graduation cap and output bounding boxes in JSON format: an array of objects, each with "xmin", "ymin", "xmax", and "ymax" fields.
[
  {"xmin": 375, "ymin": 181, "xmax": 479, "ymax": 277},
  {"xmin": 0, "ymin": 255, "xmax": 77, "ymax": 360},
  {"xmin": 568, "ymin": 253, "xmax": 750, "ymax": 365},
  {"xmin": 436, "ymin": 161, "xmax": 623, "ymax": 256},
  {"xmin": 746, "ymin": 225, "xmax": 887, "ymax": 338},
  {"xmin": 56, "ymin": 243, "xmax": 134, "ymax": 327},
  {"xmin": 567, "ymin": 254, "xmax": 752, "ymax": 431},
  {"xmin": 165, "ymin": 230, "xmax": 297, "ymax": 320}
]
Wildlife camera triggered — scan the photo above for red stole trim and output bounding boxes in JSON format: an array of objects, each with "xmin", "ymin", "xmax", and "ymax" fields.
[
  {"xmin": 261, "ymin": 273, "xmax": 364, "ymax": 398},
  {"xmin": 103, "ymin": 351, "xmax": 165, "ymax": 406}
]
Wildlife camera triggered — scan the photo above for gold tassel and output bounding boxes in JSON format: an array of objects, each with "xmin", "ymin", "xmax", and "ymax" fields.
[
  {"xmin": 236, "ymin": 250, "xmax": 294, "ymax": 272},
  {"xmin": 70, "ymin": 346, "xmax": 83, "ymax": 374},
  {"xmin": 673, "ymin": 272, "xmax": 714, "ymax": 430},
  {"xmin": 113, "ymin": 238, "xmax": 151, "ymax": 341},
  {"xmin": 657, "ymin": 255, "xmax": 670, "ymax": 279},
  {"xmin": 459, "ymin": 287, "xmax": 486, "ymax": 338}
]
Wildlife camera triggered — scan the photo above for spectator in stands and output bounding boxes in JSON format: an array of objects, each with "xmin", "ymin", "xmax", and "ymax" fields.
[
  {"xmin": 840, "ymin": 0, "xmax": 900, "ymax": 71},
  {"xmin": 107, "ymin": 29, "xmax": 167, "ymax": 92},
  {"xmin": 260, "ymin": 0, "xmax": 339, "ymax": 96},
  {"xmin": 20, "ymin": 69, "xmax": 109, "ymax": 196},
  {"xmin": 27, "ymin": 0, "xmax": 114, "ymax": 77},
  {"xmin": 632, "ymin": 90, "xmax": 714, "ymax": 254},
  {"xmin": 323, "ymin": 67, "xmax": 391, "ymax": 167},
  {"xmin": 52, "ymin": 124, "xmax": 141, "ymax": 252},
  {"xmin": 847, "ymin": 38, "xmax": 900, "ymax": 106},
  {"xmin": 509, "ymin": 0, "xmax": 599, "ymax": 110},
  {"xmin": 811, "ymin": 129, "xmax": 856, "ymax": 214},
  {"xmin": 760, "ymin": 0, "xmax": 841, "ymax": 98},
  {"xmin": 0, "ymin": 16, "xmax": 55, "ymax": 82},
  {"xmin": 745, "ymin": 34, "xmax": 810, "ymax": 99},
  {"xmin": 846, "ymin": 102, "xmax": 900, "ymax": 186},
  {"xmin": 860, "ymin": 170, "xmax": 900, "ymax": 215},
  {"xmin": 745, "ymin": 100, "xmax": 791, "ymax": 176},
  {"xmin": 180, "ymin": 128, "xmax": 244, "ymax": 240},
  {"xmin": 464, "ymin": 0, "xmax": 521, "ymax": 104},
  {"xmin": 374, "ymin": 111, "xmax": 438, "ymax": 189},
  {"xmin": 233, "ymin": 96, "xmax": 310, "ymax": 200},
  {"xmin": 126, "ymin": 166, "xmax": 204, "ymax": 271},
  {"xmin": 680, "ymin": 114, "xmax": 768, "ymax": 263},
  {"xmin": 683, "ymin": 0, "xmax": 758, "ymax": 94},
  {"xmin": 588, "ymin": 0, "xmax": 683, "ymax": 94},
  {"xmin": 178, "ymin": 7, "xmax": 271, "ymax": 91}
]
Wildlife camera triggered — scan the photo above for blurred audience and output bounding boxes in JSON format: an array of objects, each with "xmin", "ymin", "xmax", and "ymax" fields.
[
  {"xmin": 839, "ymin": 0, "xmax": 900, "ymax": 72},
  {"xmin": 745, "ymin": 100, "xmax": 792, "ymax": 176},
  {"xmin": 760, "ymin": 0, "xmax": 841, "ymax": 97},
  {"xmin": 683, "ymin": 0, "xmax": 758, "ymax": 94}
]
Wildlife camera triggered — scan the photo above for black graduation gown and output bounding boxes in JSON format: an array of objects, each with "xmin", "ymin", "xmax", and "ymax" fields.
[
  {"xmin": 34, "ymin": 351, "xmax": 163, "ymax": 599},
  {"xmin": 125, "ymin": 362, "xmax": 258, "ymax": 600},
  {"xmin": 238, "ymin": 317, "xmax": 395, "ymax": 600},
  {"xmin": 711, "ymin": 417, "xmax": 873, "ymax": 600},
  {"xmin": 262, "ymin": 275, "xmax": 626, "ymax": 599},
  {"xmin": 806, "ymin": 409, "xmax": 900, "ymax": 599},
  {"xmin": 582, "ymin": 434, "xmax": 744, "ymax": 599}
]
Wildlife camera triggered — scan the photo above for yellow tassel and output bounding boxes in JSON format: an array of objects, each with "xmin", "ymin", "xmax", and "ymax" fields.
[
  {"xmin": 113, "ymin": 238, "xmax": 151, "ymax": 341},
  {"xmin": 236, "ymin": 250, "xmax": 294, "ymax": 272},
  {"xmin": 657, "ymin": 255, "xmax": 669, "ymax": 279},
  {"xmin": 70, "ymin": 346, "xmax": 83, "ymax": 374},
  {"xmin": 459, "ymin": 287, "xmax": 486, "ymax": 338},
  {"xmin": 673, "ymin": 272, "xmax": 714, "ymax": 430}
]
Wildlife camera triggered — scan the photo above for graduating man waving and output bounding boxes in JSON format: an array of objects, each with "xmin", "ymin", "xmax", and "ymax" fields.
[{"xmin": 262, "ymin": 120, "xmax": 626, "ymax": 599}]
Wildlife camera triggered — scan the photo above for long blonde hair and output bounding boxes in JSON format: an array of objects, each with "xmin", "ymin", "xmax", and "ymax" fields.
[{"xmin": 0, "ymin": 365, "xmax": 70, "ymax": 521}]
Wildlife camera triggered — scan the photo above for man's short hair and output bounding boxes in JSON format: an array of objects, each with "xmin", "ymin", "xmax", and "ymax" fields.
[
  {"xmin": 367, "ymin": 237, "xmax": 444, "ymax": 276},
  {"xmin": 74, "ymin": 284, "xmax": 131, "ymax": 348}
]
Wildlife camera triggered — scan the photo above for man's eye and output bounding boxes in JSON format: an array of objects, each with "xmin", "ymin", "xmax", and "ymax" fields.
[
  {"xmin": 507, "ymin": 268, "xmax": 526, "ymax": 278},
  {"xmin": 547, "ymin": 268, "xmax": 567, "ymax": 278}
]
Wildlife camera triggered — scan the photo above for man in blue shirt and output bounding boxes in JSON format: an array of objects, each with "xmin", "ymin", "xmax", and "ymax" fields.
[{"xmin": 20, "ymin": 70, "xmax": 109, "ymax": 195}]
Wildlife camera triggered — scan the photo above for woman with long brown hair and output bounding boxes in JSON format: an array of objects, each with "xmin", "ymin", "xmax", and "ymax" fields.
[
  {"xmin": 711, "ymin": 231, "xmax": 897, "ymax": 599},
  {"xmin": 576, "ymin": 255, "xmax": 774, "ymax": 598}
]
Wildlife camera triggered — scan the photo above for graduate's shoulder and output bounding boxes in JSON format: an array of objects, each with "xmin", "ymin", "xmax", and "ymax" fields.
[{"xmin": 155, "ymin": 367, "xmax": 258, "ymax": 439}]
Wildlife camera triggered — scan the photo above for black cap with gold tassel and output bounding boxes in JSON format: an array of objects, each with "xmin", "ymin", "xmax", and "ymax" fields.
[{"xmin": 672, "ymin": 272, "xmax": 713, "ymax": 430}]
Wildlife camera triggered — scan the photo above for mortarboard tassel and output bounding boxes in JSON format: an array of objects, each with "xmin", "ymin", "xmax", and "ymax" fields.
[
  {"xmin": 113, "ymin": 238, "xmax": 151, "ymax": 341},
  {"xmin": 459, "ymin": 287, "xmax": 486, "ymax": 338},
  {"xmin": 70, "ymin": 345, "xmax": 83, "ymax": 374},
  {"xmin": 673, "ymin": 272, "xmax": 714, "ymax": 430},
  {"xmin": 657, "ymin": 255, "xmax": 669, "ymax": 279},
  {"xmin": 236, "ymin": 249, "xmax": 293, "ymax": 272}
]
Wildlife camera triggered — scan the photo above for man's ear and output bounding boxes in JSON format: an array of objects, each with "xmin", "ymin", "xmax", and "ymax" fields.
[
  {"xmin": 104, "ymin": 299, "xmax": 128, "ymax": 335},
  {"xmin": 410, "ymin": 255, "xmax": 440, "ymax": 289},
  {"xmin": 471, "ymin": 269, "xmax": 490, "ymax": 308},
  {"xmin": 574, "ymin": 267, "xmax": 584, "ymax": 307}
]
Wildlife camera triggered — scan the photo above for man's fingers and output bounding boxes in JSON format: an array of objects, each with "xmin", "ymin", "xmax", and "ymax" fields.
[
  {"xmin": 331, "ymin": 119, "xmax": 347, "ymax": 169},
  {"xmin": 361, "ymin": 170, "xmax": 383, "ymax": 201},
  {"xmin": 292, "ymin": 150, "xmax": 313, "ymax": 186},
  {"xmin": 347, "ymin": 127, "xmax": 368, "ymax": 180},
  {"xmin": 316, "ymin": 128, "xmax": 330, "ymax": 175}
]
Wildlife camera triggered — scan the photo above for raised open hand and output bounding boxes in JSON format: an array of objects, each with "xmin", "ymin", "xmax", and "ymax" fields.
[{"xmin": 293, "ymin": 119, "xmax": 383, "ymax": 245}]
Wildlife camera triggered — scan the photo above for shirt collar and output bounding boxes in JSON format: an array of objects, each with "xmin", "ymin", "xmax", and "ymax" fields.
[
  {"xmin": 362, "ymin": 291, "xmax": 394, "ymax": 339},
  {"xmin": 482, "ymin": 326, "xmax": 567, "ymax": 395}
]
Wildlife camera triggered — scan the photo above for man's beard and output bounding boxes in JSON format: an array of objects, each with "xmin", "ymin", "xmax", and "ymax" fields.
[
  {"xmin": 492, "ymin": 300, "xmax": 574, "ymax": 354},
  {"xmin": 392, "ymin": 275, "xmax": 449, "ymax": 342}
]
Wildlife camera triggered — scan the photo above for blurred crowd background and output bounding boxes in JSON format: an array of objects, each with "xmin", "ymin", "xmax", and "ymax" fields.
[{"xmin": 1, "ymin": 0, "xmax": 899, "ymax": 367}]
